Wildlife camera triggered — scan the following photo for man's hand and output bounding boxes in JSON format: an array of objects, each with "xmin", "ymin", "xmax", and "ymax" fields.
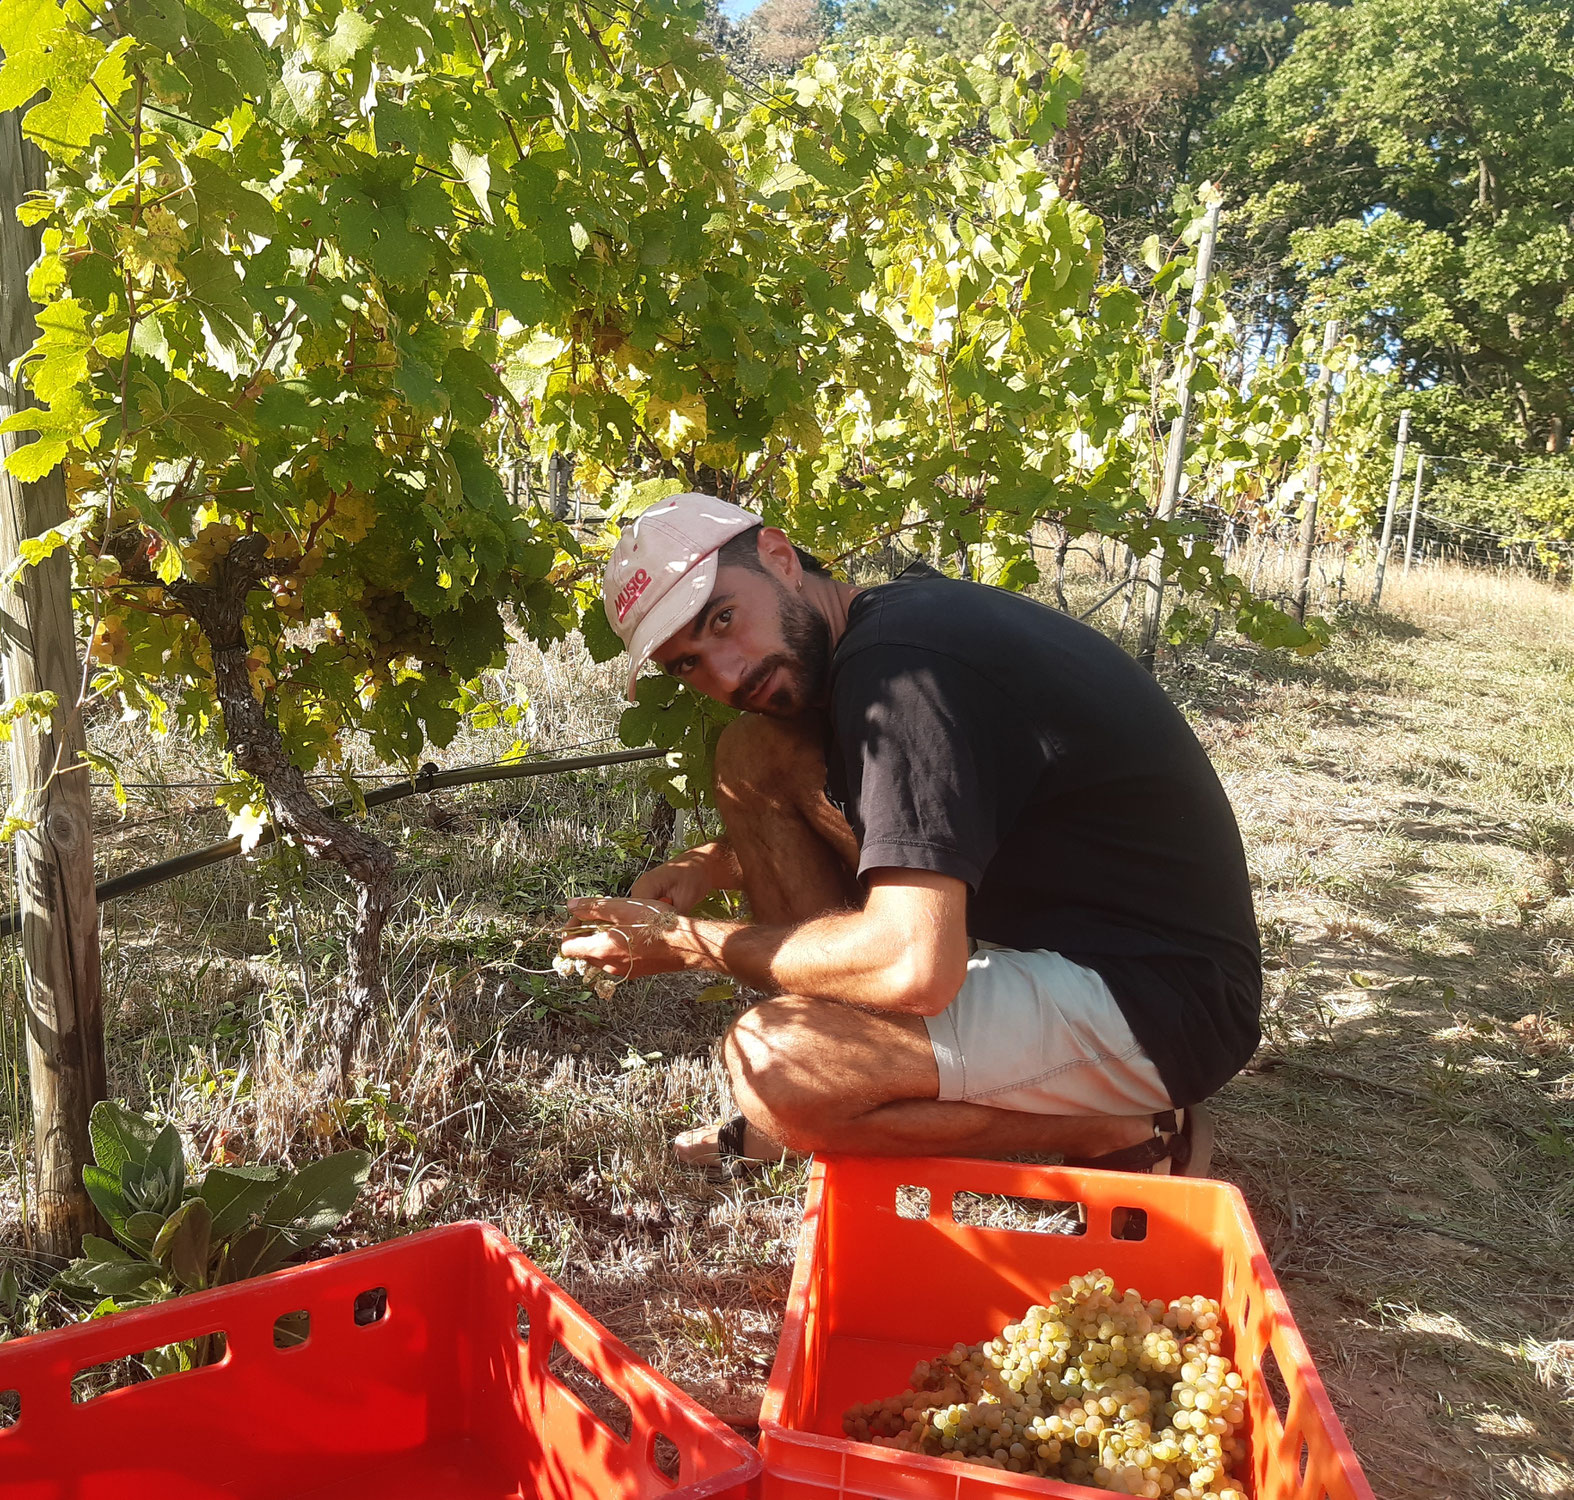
[
  {"xmin": 557, "ymin": 868, "xmax": 969, "ymax": 1017},
  {"xmin": 627, "ymin": 841, "xmax": 737, "ymax": 914},
  {"xmin": 561, "ymin": 896, "xmax": 694, "ymax": 979}
]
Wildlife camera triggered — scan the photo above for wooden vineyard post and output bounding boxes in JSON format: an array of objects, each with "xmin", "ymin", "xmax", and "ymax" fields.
[
  {"xmin": 1136, "ymin": 199, "xmax": 1221, "ymax": 672},
  {"xmin": 1370, "ymin": 408, "xmax": 1410, "ymax": 607},
  {"xmin": 548, "ymin": 451, "xmax": 572, "ymax": 522},
  {"xmin": 0, "ymin": 111, "xmax": 107, "ymax": 1257},
  {"xmin": 1290, "ymin": 320, "xmax": 1341, "ymax": 624},
  {"xmin": 1402, "ymin": 452, "xmax": 1426, "ymax": 578}
]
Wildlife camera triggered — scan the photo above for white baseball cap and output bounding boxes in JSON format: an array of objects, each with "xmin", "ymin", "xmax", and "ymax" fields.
[{"xmin": 603, "ymin": 493, "xmax": 763, "ymax": 700}]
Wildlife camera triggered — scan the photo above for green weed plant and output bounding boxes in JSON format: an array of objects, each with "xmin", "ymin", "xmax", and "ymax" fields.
[{"xmin": 61, "ymin": 1099, "xmax": 369, "ymax": 1313}]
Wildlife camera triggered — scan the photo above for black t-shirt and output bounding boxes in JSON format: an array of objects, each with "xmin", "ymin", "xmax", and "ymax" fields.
[{"xmin": 824, "ymin": 563, "xmax": 1261, "ymax": 1108}]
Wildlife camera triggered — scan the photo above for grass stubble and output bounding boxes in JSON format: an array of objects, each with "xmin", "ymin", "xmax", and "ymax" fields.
[{"xmin": 1, "ymin": 555, "xmax": 1572, "ymax": 1497}]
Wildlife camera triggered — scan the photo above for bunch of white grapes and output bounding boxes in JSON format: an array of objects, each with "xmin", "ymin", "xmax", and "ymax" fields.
[
  {"xmin": 182, "ymin": 520, "xmax": 241, "ymax": 583},
  {"xmin": 362, "ymin": 589, "xmax": 431, "ymax": 658},
  {"xmin": 844, "ymin": 1270, "xmax": 1249, "ymax": 1499},
  {"xmin": 552, "ymin": 953, "xmax": 618, "ymax": 1001}
]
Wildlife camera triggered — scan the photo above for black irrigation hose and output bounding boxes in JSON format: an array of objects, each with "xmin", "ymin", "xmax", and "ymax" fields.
[{"xmin": 0, "ymin": 746, "xmax": 665, "ymax": 939}]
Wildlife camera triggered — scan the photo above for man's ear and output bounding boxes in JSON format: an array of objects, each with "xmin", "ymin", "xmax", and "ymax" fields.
[{"xmin": 755, "ymin": 527, "xmax": 801, "ymax": 587}]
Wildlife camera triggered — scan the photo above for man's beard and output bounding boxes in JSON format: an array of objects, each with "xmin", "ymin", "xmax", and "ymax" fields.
[{"xmin": 731, "ymin": 585, "xmax": 832, "ymax": 718}]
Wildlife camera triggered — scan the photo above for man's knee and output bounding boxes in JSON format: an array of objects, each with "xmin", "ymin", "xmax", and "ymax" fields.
[
  {"xmin": 714, "ymin": 715, "xmax": 826, "ymax": 807},
  {"xmin": 723, "ymin": 998, "xmax": 836, "ymax": 1150}
]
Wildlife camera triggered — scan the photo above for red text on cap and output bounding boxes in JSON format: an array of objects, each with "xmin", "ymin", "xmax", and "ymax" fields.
[{"xmin": 615, "ymin": 568, "xmax": 651, "ymax": 622}]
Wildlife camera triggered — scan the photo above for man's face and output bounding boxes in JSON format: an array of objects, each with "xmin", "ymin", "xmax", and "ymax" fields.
[{"xmin": 651, "ymin": 561, "xmax": 831, "ymax": 717}]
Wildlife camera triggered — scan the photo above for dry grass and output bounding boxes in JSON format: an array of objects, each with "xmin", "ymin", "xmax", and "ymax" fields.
[
  {"xmin": 2, "ymin": 554, "xmax": 1573, "ymax": 1495},
  {"xmin": 1169, "ymin": 560, "xmax": 1574, "ymax": 1500}
]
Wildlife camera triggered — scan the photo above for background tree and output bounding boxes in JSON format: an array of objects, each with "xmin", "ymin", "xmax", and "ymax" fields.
[
  {"xmin": 1203, "ymin": 0, "xmax": 1574, "ymax": 464},
  {"xmin": 747, "ymin": 0, "xmax": 833, "ymax": 67},
  {"xmin": 837, "ymin": 0, "xmax": 1298, "ymax": 262}
]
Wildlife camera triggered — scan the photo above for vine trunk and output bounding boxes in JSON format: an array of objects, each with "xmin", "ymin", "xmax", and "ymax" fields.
[{"xmin": 111, "ymin": 532, "xmax": 395, "ymax": 1085}]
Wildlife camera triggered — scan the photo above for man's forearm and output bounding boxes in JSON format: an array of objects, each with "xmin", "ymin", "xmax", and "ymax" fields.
[
  {"xmin": 662, "ymin": 839, "xmax": 742, "ymax": 893},
  {"xmin": 669, "ymin": 908, "xmax": 951, "ymax": 1015},
  {"xmin": 565, "ymin": 872, "xmax": 968, "ymax": 1012}
]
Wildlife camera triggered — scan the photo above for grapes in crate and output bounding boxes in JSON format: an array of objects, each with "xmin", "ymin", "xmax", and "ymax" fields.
[{"xmin": 843, "ymin": 1269, "xmax": 1248, "ymax": 1499}]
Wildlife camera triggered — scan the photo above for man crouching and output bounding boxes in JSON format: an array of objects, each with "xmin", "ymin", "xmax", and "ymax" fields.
[{"xmin": 560, "ymin": 494, "xmax": 1261, "ymax": 1175}]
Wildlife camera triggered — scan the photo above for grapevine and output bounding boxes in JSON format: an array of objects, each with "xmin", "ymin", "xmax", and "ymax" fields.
[
  {"xmin": 0, "ymin": 0, "xmax": 1384, "ymax": 1073},
  {"xmin": 844, "ymin": 1270, "xmax": 1249, "ymax": 1498},
  {"xmin": 88, "ymin": 614, "xmax": 128, "ymax": 667},
  {"xmin": 181, "ymin": 522, "xmax": 242, "ymax": 586}
]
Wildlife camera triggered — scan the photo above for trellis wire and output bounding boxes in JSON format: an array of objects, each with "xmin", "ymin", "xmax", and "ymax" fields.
[{"xmin": 0, "ymin": 745, "xmax": 665, "ymax": 940}]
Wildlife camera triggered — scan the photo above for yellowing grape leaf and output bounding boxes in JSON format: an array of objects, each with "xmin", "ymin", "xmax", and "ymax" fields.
[
  {"xmin": 646, "ymin": 389, "xmax": 707, "ymax": 458},
  {"xmin": 450, "ymin": 143, "xmax": 493, "ymax": 224},
  {"xmin": 2, "ymin": 438, "xmax": 67, "ymax": 484}
]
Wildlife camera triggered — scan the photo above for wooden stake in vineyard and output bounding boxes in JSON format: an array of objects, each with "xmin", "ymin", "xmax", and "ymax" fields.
[
  {"xmin": 1290, "ymin": 320, "xmax": 1342, "ymax": 624},
  {"xmin": 1370, "ymin": 408, "xmax": 1411, "ymax": 608},
  {"xmin": 1136, "ymin": 199, "xmax": 1222, "ymax": 673},
  {"xmin": 0, "ymin": 108, "xmax": 106, "ymax": 1260},
  {"xmin": 548, "ymin": 451, "xmax": 573, "ymax": 522},
  {"xmin": 1402, "ymin": 452, "xmax": 1426, "ymax": 578}
]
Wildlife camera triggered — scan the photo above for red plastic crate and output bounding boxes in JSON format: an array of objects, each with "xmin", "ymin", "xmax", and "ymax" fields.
[
  {"xmin": 759, "ymin": 1156, "xmax": 1375, "ymax": 1500},
  {"xmin": 0, "ymin": 1220, "xmax": 760, "ymax": 1499}
]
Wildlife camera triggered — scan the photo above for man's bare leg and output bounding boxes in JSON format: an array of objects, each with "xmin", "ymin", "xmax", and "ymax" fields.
[
  {"xmin": 723, "ymin": 997, "xmax": 1158, "ymax": 1160},
  {"xmin": 677, "ymin": 714, "xmax": 859, "ymax": 1162},
  {"xmin": 712, "ymin": 714, "xmax": 859, "ymax": 924}
]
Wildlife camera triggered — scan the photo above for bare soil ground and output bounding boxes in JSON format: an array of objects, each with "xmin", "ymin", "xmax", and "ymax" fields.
[{"xmin": 3, "ymin": 557, "xmax": 1572, "ymax": 1496}]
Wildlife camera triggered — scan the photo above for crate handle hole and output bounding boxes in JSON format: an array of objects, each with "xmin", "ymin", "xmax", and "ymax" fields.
[
  {"xmin": 0, "ymin": 1389, "xmax": 18, "ymax": 1430},
  {"xmin": 1260, "ymin": 1342, "xmax": 1290, "ymax": 1431},
  {"xmin": 549, "ymin": 1341, "xmax": 633, "ymax": 1443},
  {"xmin": 1111, "ymin": 1206, "xmax": 1148, "ymax": 1240},
  {"xmin": 952, "ymin": 1190, "xmax": 1086, "ymax": 1236},
  {"xmin": 516, "ymin": 1303, "xmax": 531, "ymax": 1343},
  {"xmin": 353, "ymin": 1287, "xmax": 388, "ymax": 1327},
  {"xmin": 273, "ymin": 1310, "xmax": 310, "ymax": 1350},
  {"xmin": 895, "ymin": 1185, "xmax": 931, "ymax": 1220},
  {"xmin": 71, "ymin": 1333, "xmax": 227, "ymax": 1403},
  {"xmin": 651, "ymin": 1431, "xmax": 682, "ymax": 1486}
]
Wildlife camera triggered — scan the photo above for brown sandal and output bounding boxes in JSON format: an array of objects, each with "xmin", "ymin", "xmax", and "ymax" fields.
[
  {"xmin": 1063, "ymin": 1105, "xmax": 1216, "ymax": 1178},
  {"xmin": 673, "ymin": 1114, "xmax": 796, "ymax": 1175}
]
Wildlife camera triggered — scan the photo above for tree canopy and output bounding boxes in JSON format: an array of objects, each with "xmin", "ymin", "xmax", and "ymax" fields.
[
  {"xmin": 1207, "ymin": 0, "xmax": 1574, "ymax": 460},
  {"xmin": 825, "ymin": 0, "xmax": 1574, "ymax": 544},
  {"xmin": 834, "ymin": 1, "xmax": 1298, "ymax": 260}
]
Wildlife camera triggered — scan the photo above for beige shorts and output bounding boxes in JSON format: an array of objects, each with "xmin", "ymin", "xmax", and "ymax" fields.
[{"xmin": 923, "ymin": 945, "xmax": 1172, "ymax": 1116}]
